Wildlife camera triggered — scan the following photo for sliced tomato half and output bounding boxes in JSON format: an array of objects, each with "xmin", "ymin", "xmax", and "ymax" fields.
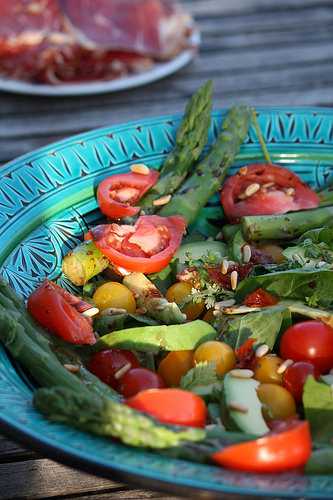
[
  {"xmin": 212, "ymin": 420, "xmax": 311, "ymax": 473},
  {"xmin": 221, "ymin": 163, "xmax": 319, "ymax": 222},
  {"xmin": 90, "ymin": 215, "xmax": 186, "ymax": 274},
  {"xmin": 97, "ymin": 170, "xmax": 159, "ymax": 219},
  {"xmin": 27, "ymin": 280, "xmax": 96, "ymax": 345}
]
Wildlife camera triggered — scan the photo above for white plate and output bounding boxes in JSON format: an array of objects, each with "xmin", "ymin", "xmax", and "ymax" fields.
[{"xmin": 0, "ymin": 31, "xmax": 199, "ymax": 96}]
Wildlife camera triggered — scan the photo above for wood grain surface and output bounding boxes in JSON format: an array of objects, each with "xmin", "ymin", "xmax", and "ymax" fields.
[{"xmin": 0, "ymin": 0, "xmax": 331, "ymax": 498}]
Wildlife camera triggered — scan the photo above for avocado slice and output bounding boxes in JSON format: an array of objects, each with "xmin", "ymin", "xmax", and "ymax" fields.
[
  {"xmin": 223, "ymin": 373, "xmax": 269, "ymax": 436},
  {"xmin": 96, "ymin": 320, "xmax": 217, "ymax": 353},
  {"xmin": 176, "ymin": 241, "xmax": 227, "ymax": 266}
]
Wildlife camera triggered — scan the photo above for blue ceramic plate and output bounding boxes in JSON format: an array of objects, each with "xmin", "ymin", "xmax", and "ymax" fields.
[{"xmin": 1, "ymin": 108, "xmax": 333, "ymax": 499}]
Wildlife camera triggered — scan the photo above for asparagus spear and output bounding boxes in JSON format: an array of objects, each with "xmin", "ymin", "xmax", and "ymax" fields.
[
  {"xmin": 62, "ymin": 240, "xmax": 109, "ymax": 286},
  {"xmin": 242, "ymin": 206, "xmax": 333, "ymax": 241},
  {"xmin": 139, "ymin": 80, "xmax": 213, "ymax": 209},
  {"xmin": 123, "ymin": 272, "xmax": 186, "ymax": 324},
  {"xmin": 159, "ymin": 105, "xmax": 252, "ymax": 225},
  {"xmin": 34, "ymin": 386, "xmax": 205, "ymax": 449}
]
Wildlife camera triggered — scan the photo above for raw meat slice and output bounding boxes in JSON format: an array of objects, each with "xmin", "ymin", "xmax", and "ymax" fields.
[{"xmin": 59, "ymin": 0, "xmax": 192, "ymax": 59}]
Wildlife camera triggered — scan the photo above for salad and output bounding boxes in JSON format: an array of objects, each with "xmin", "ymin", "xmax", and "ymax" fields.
[{"xmin": 1, "ymin": 80, "xmax": 333, "ymax": 475}]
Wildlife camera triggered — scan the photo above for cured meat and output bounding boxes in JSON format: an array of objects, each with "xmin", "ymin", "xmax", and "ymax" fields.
[
  {"xmin": 59, "ymin": 0, "xmax": 192, "ymax": 59},
  {"xmin": 0, "ymin": 0, "xmax": 192, "ymax": 84}
]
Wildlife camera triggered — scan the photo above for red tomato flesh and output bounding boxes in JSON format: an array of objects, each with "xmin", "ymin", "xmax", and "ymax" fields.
[
  {"xmin": 97, "ymin": 170, "xmax": 159, "ymax": 219},
  {"xmin": 283, "ymin": 361, "xmax": 318, "ymax": 403},
  {"xmin": 120, "ymin": 368, "xmax": 166, "ymax": 398},
  {"xmin": 244, "ymin": 288, "xmax": 278, "ymax": 308},
  {"xmin": 89, "ymin": 349, "xmax": 140, "ymax": 389},
  {"xmin": 221, "ymin": 163, "xmax": 319, "ymax": 222},
  {"xmin": 279, "ymin": 320, "xmax": 333, "ymax": 374},
  {"xmin": 212, "ymin": 421, "xmax": 311, "ymax": 473},
  {"xmin": 126, "ymin": 388, "xmax": 207, "ymax": 427},
  {"xmin": 27, "ymin": 280, "xmax": 95, "ymax": 345},
  {"xmin": 91, "ymin": 215, "xmax": 186, "ymax": 274}
]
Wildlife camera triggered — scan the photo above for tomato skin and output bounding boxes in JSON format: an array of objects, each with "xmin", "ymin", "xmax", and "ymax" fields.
[
  {"xmin": 221, "ymin": 163, "xmax": 319, "ymax": 222},
  {"xmin": 88, "ymin": 349, "xmax": 140, "ymax": 389},
  {"xmin": 244, "ymin": 288, "xmax": 278, "ymax": 308},
  {"xmin": 97, "ymin": 170, "xmax": 159, "ymax": 219},
  {"xmin": 91, "ymin": 215, "xmax": 186, "ymax": 274},
  {"xmin": 119, "ymin": 368, "xmax": 166, "ymax": 398},
  {"xmin": 212, "ymin": 421, "xmax": 311, "ymax": 473},
  {"xmin": 283, "ymin": 361, "xmax": 317, "ymax": 403},
  {"xmin": 157, "ymin": 350, "xmax": 194, "ymax": 387},
  {"xmin": 27, "ymin": 280, "xmax": 95, "ymax": 345},
  {"xmin": 126, "ymin": 388, "xmax": 207, "ymax": 427},
  {"xmin": 279, "ymin": 320, "xmax": 333, "ymax": 374}
]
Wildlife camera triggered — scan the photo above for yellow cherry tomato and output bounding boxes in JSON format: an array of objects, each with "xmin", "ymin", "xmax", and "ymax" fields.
[
  {"xmin": 194, "ymin": 340, "xmax": 236, "ymax": 376},
  {"xmin": 93, "ymin": 282, "xmax": 136, "ymax": 313},
  {"xmin": 158, "ymin": 350, "xmax": 194, "ymax": 387},
  {"xmin": 166, "ymin": 282, "xmax": 204, "ymax": 321},
  {"xmin": 257, "ymin": 383, "xmax": 297, "ymax": 421},
  {"xmin": 254, "ymin": 354, "xmax": 284, "ymax": 385}
]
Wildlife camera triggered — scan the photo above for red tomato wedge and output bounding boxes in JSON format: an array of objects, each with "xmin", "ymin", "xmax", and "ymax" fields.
[
  {"xmin": 212, "ymin": 421, "xmax": 311, "ymax": 473},
  {"xmin": 126, "ymin": 388, "xmax": 207, "ymax": 427},
  {"xmin": 27, "ymin": 280, "xmax": 96, "ymax": 345},
  {"xmin": 244, "ymin": 288, "xmax": 278, "ymax": 308},
  {"xmin": 97, "ymin": 170, "xmax": 159, "ymax": 219},
  {"xmin": 91, "ymin": 215, "xmax": 186, "ymax": 274},
  {"xmin": 221, "ymin": 163, "xmax": 319, "ymax": 222}
]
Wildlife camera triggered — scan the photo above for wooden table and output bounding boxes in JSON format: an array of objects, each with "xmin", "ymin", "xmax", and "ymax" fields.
[{"xmin": 1, "ymin": 0, "xmax": 333, "ymax": 498}]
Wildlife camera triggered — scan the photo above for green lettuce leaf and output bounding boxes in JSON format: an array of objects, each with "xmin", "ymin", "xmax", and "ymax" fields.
[
  {"xmin": 303, "ymin": 376, "xmax": 333, "ymax": 443},
  {"xmin": 223, "ymin": 305, "xmax": 291, "ymax": 350},
  {"xmin": 236, "ymin": 269, "xmax": 333, "ymax": 308}
]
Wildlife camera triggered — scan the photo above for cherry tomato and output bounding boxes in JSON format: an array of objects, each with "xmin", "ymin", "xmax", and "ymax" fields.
[
  {"xmin": 119, "ymin": 368, "xmax": 166, "ymax": 398},
  {"xmin": 165, "ymin": 282, "xmax": 204, "ymax": 321},
  {"xmin": 194, "ymin": 341, "xmax": 236, "ymax": 376},
  {"xmin": 157, "ymin": 350, "xmax": 194, "ymax": 387},
  {"xmin": 91, "ymin": 215, "xmax": 186, "ymax": 274},
  {"xmin": 93, "ymin": 282, "xmax": 136, "ymax": 313},
  {"xmin": 279, "ymin": 320, "xmax": 333, "ymax": 374},
  {"xmin": 89, "ymin": 349, "xmax": 140, "ymax": 389},
  {"xmin": 254, "ymin": 354, "xmax": 284, "ymax": 384},
  {"xmin": 283, "ymin": 361, "xmax": 317, "ymax": 403},
  {"xmin": 257, "ymin": 383, "xmax": 296, "ymax": 421},
  {"xmin": 221, "ymin": 163, "xmax": 319, "ymax": 222},
  {"xmin": 126, "ymin": 388, "xmax": 207, "ymax": 427},
  {"xmin": 27, "ymin": 280, "xmax": 95, "ymax": 345},
  {"xmin": 97, "ymin": 170, "xmax": 159, "ymax": 219},
  {"xmin": 244, "ymin": 288, "xmax": 278, "ymax": 308},
  {"xmin": 212, "ymin": 421, "xmax": 311, "ymax": 473}
]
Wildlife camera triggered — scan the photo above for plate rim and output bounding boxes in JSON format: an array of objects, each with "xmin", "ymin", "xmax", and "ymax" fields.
[
  {"xmin": 0, "ymin": 31, "xmax": 200, "ymax": 96},
  {"xmin": 2, "ymin": 106, "xmax": 333, "ymax": 499}
]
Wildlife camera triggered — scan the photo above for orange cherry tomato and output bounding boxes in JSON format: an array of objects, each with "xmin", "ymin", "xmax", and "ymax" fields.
[
  {"xmin": 126, "ymin": 388, "xmax": 207, "ymax": 427},
  {"xmin": 157, "ymin": 350, "xmax": 194, "ymax": 386}
]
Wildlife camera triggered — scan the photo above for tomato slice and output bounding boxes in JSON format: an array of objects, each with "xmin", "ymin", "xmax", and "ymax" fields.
[
  {"xmin": 97, "ymin": 170, "xmax": 159, "ymax": 219},
  {"xmin": 212, "ymin": 420, "xmax": 311, "ymax": 473},
  {"xmin": 244, "ymin": 288, "xmax": 278, "ymax": 307},
  {"xmin": 221, "ymin": 163, "xmax": 319, "ymax": 222},
  {"xmin": 90, "ymin": 215, "xmax": 186, "ymax": 274},
  {"xmin": 27, "ymin": 280, "xmax": 96, "ymax": 345},
  {"xmin": 126, "ymin": 388, "xmax": 207, "ymax": 427}
]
